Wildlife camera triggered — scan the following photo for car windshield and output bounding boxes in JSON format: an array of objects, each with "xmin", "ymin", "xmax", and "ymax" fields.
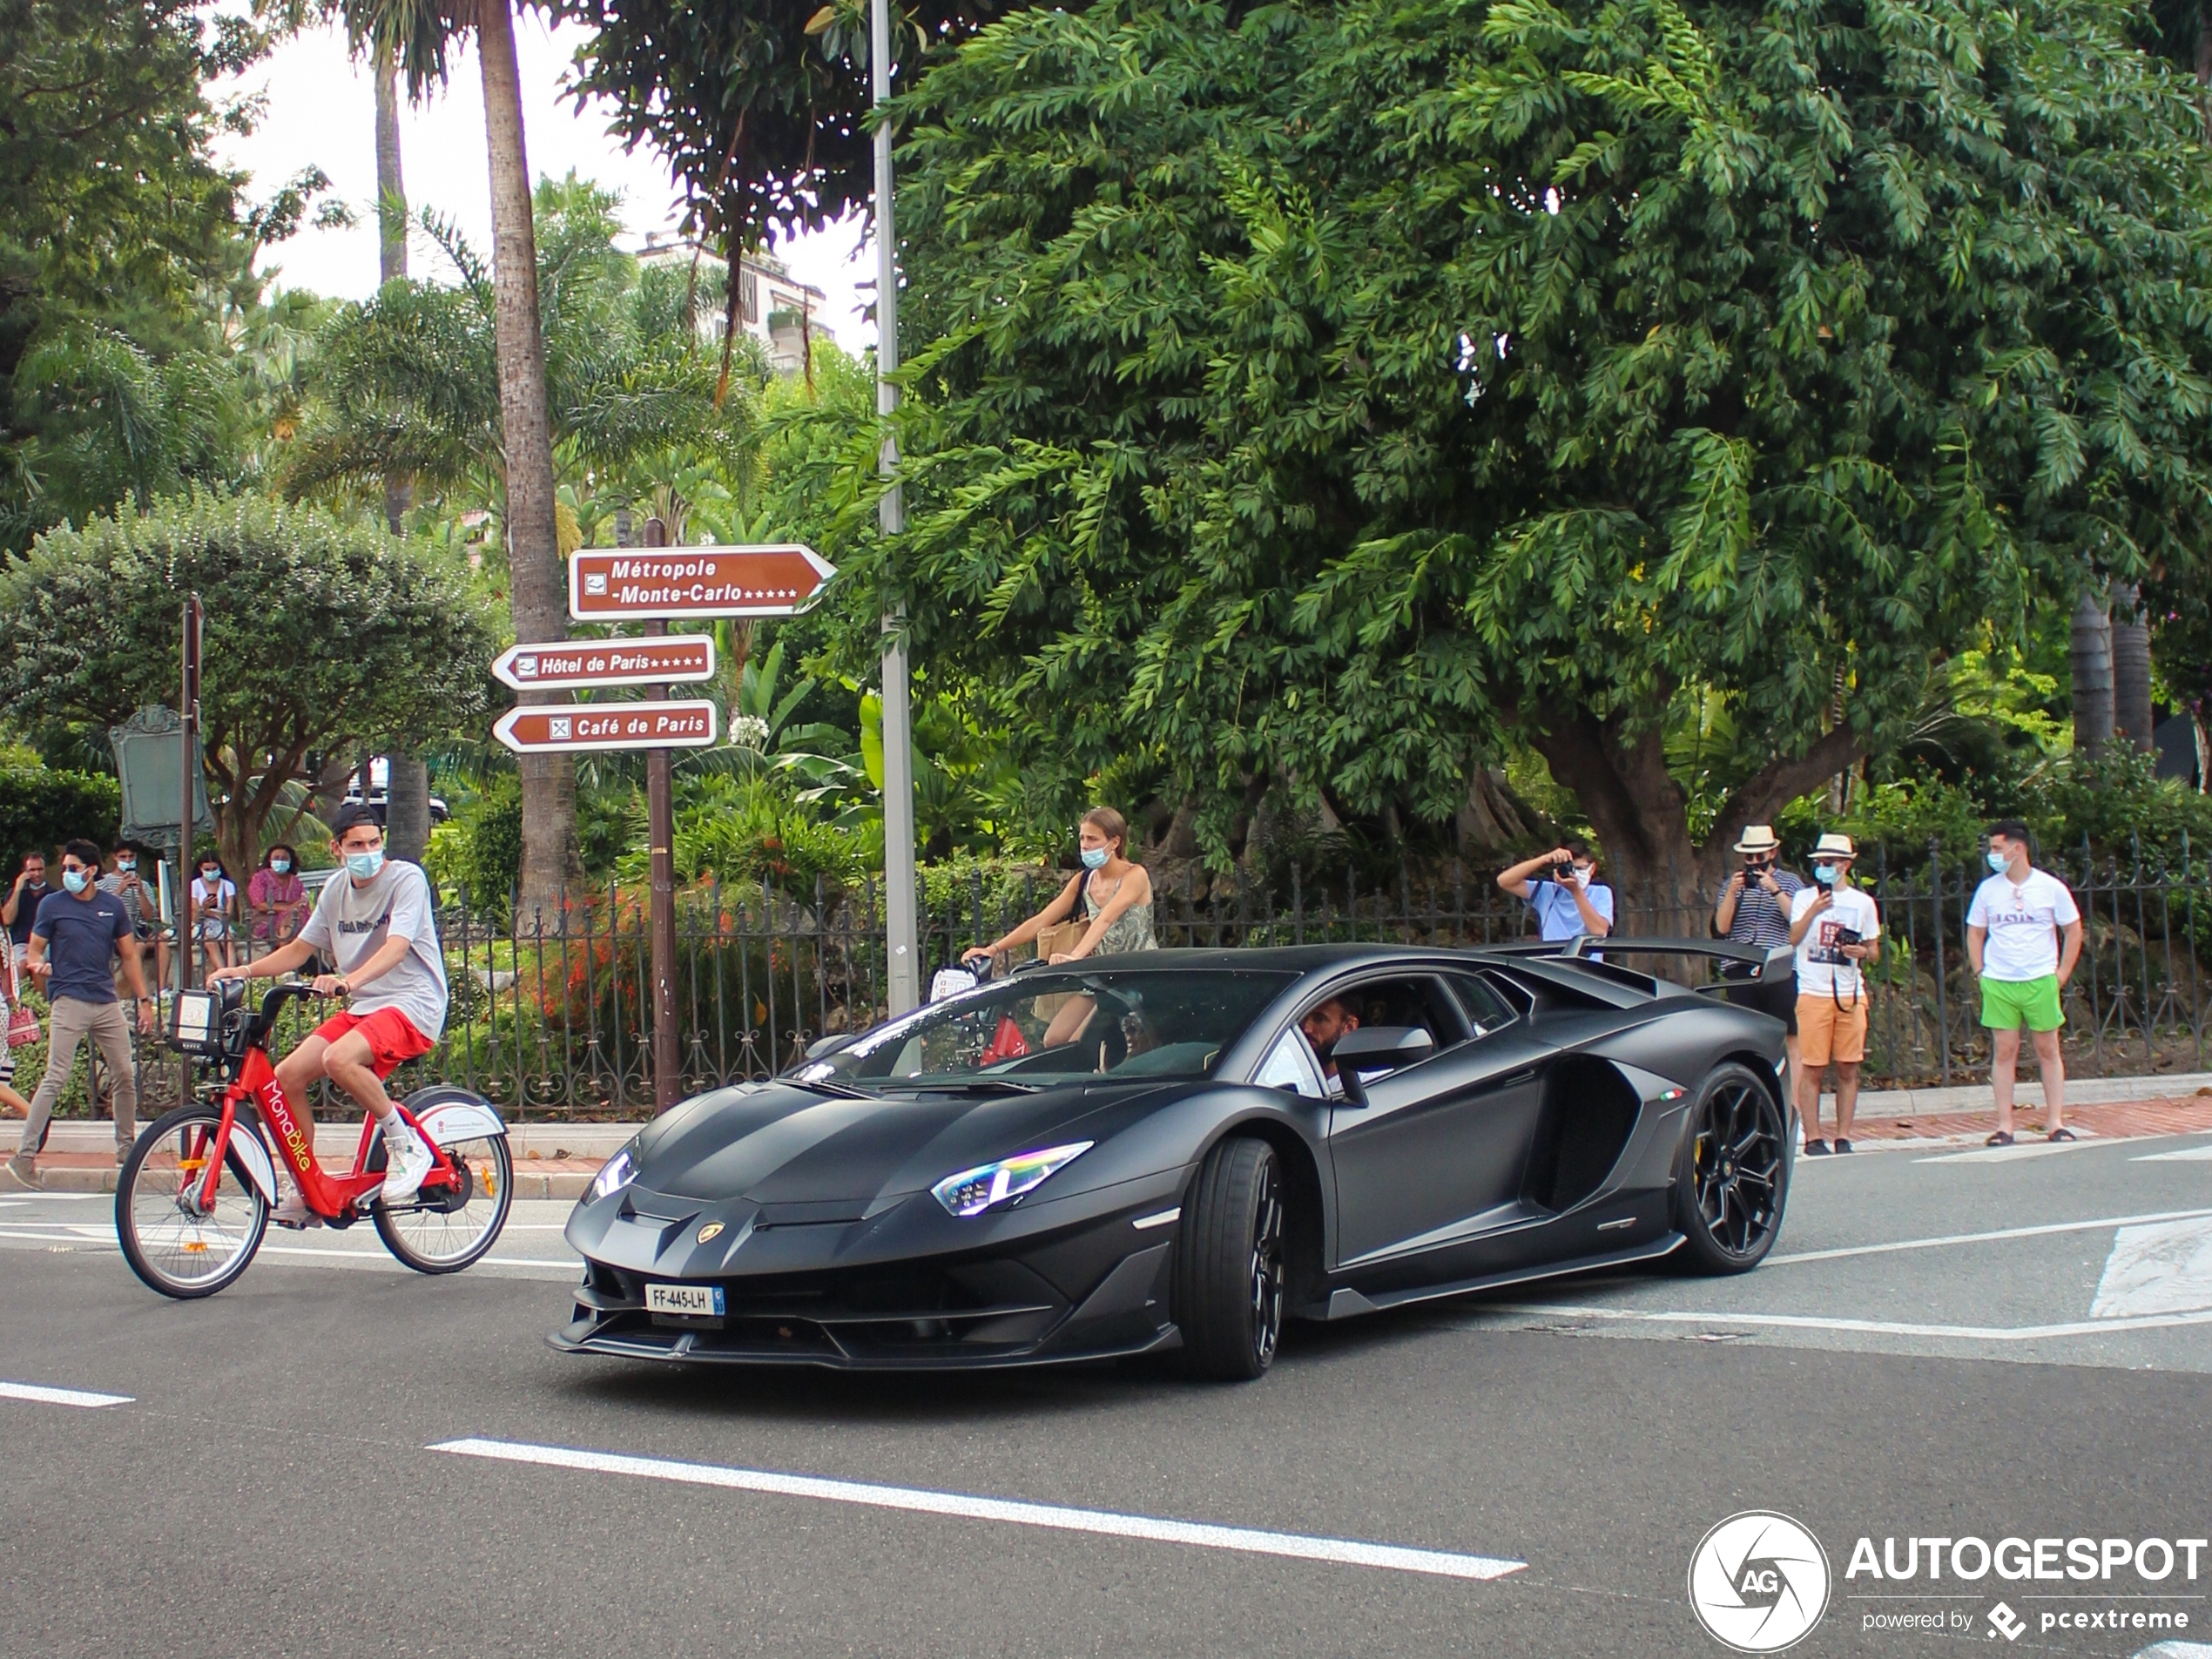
[{"xmin": 801, "ymin": 969, "xmax": 1296, "ymax": 1089}]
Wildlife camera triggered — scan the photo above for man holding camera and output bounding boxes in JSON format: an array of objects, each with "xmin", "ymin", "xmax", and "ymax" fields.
[
  {"xmin": 1497, "ymin": 842, "xmax": 1615, "ymax": 943},
  {"xmin": 1966, "ymin": 820, "xmax": 2081, "ymax": 1146},
  {"xmin": 1714, "ymin": 826, "xmax": 1806, "ymax": 1084},
  {"xmin": 1788, "ymin": 832, "xmax": 1881, "ymax": 1154}
]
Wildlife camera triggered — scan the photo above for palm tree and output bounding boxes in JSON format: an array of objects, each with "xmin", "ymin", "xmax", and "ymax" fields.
[{"xmin": 321, "ymin": 0, "xmax": 574, "ymax": 916}]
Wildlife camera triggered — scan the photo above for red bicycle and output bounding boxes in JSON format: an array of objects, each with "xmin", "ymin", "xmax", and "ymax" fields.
[{"xmin": 116, "ymin": 980, "xmax": 512, "ymax": 1298}]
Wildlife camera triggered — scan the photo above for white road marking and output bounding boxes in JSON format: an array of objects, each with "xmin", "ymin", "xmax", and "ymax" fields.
[
  {"xmin": 1769, "ymin": 1208, "xmax": 2212, "ymax": 1267},
  {"xmin": 1917, "ymin": 1140, "xmax": 2098, "ymax": 1164},
  {"xmin": 430, "ymin": 1437, "xmax": 1527, "ymax": 1581},
  {"xmin": 0, "ymin": 1221, "xmax": 574, "ymax": 1271},
  {"xmin": 1482, "ymin": 1302, "xmax": 2212, "ymax": 1342},
  {"xmin": 0, "ymin": 1380, "xmax": 132, "ymax": 1408},
  {"xmin": 2092, "ymin": 1217, "xmax": 2212, "ymax": 1319},
  {"xmin": 2134, "ymin": 1146, "xmax": 2212, "ymax": 1162}
]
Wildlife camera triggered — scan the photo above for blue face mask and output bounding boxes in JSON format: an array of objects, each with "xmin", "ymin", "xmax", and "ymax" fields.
[
  {"xmin": 1986, "ymin": 850, "xmax": 2009, "ymax": 873},
  {"xmin": 62, "ymin": 868, "xmax": 89, "ymax": 894},
  {"xmin": 1080, "ymin": 846, "xmax": 1110, "ymax": 870},
  {"xmin": 345, "ymin": 850, "xmax": 385, "ymax": 880},
  {"xmin": 271, "ymin": 860, "xmax": 291, "ymax": 874},
  {"xmin": 1812, "ymin": 863, "xmax": 1838, "ymax": 887}
]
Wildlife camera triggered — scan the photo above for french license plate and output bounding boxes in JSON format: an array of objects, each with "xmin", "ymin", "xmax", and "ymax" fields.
[{"xmin": 645, "ymin": 1282, "xmax": 725, "ymax": 1323}]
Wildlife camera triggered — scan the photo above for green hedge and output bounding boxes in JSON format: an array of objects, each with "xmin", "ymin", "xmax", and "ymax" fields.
[{"xmin": 0, "ymin": 763, "xmax": 120, "ymax": 865}]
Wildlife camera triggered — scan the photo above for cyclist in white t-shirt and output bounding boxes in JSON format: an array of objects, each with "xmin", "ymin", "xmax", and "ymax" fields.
[
  {"xmin": 207, "ymin": 805, "xmax": 448, "ymax": 1224},
  {"xmin": 1966, "ymin": 820, "xmax": 2082, "ymax": 1146}
]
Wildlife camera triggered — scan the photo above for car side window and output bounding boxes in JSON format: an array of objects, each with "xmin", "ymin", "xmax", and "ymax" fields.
[
  {"xmin": 1444, "ymin": 972, "xmax": 1518, "ymax": 1037},
  {"xmin": 1254, "ymin": 1027, "xmax": 1326, "ymax": 1099},
  {"xmin": 1320, "ymin": 975, "xmax": 1472, "ymax": 1062}
]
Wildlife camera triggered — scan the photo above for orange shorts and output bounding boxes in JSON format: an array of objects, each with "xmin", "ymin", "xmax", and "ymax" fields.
[
  {"xmin": 311, "ymin": 1007, "xmax": 435, "ymax": 1079},
  {"xmin": 1796, "ymin": 993, "xmax": 1869, "ymax": 1067}
]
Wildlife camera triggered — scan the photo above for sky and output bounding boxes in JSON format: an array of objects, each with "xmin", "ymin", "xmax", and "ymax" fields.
[{"xmin": 210, "ymin": 15, "xmax": 875, "ymax": 351}]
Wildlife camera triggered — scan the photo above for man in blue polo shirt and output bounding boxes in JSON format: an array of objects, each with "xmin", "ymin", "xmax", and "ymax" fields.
[{"xmin": 3, "ymin": 840, "xmax": 156, "ymax": 1190}]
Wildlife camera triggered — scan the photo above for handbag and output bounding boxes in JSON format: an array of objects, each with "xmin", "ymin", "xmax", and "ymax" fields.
[
  {"xmin": 1034, "ymin": 869, "xmax": 1092, "ymax": 962},
  {"xmin": 3, "ymin": 954, "xmax": 37, "ymax": 1049}
]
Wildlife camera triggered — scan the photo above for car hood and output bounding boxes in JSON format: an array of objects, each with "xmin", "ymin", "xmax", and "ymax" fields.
[{"xmin": 630, "ymin": 1078, "xmax": 1166, "ymax": 1207}]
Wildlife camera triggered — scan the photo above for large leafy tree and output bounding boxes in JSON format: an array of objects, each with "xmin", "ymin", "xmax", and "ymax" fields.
[
  {"xmin": 0, "ymin": 489, "xmax": 498, "ymax": 875},
  {"xmin": 856, "ymin": 0, "xmax": 2212, "ymax": 904}
]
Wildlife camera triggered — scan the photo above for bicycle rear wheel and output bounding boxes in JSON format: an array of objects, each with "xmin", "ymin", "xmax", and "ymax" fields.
[
  {"xmin": 116, "ymin": 1104, "xmax": 269, "ymax": 1298},
  {"xmin": 372, "ymin": 1132, "xmax": 512, "ymax": 1274}
]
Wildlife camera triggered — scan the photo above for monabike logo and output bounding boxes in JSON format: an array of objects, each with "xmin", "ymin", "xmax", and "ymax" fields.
[{"xmin": 1689, "ymin": 1511, "xmax": 1832, "ymax": 1653}]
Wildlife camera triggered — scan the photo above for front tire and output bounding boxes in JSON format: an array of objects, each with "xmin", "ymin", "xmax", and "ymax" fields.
[
  {"xmin": 1174, "ymin": 1136, "xmax": 1287, "ymax": 1381},
  {"xmin": 1671, "ymin": 1062, "xmax": 1790, "ymax": 1274},
  {"xmin": 116, "ymin": 1104, "xmax": 269, "ymax": 1299}
]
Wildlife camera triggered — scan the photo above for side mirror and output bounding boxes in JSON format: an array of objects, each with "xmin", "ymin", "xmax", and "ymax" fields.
[
  {"xmin": 799, "ymin": 1032, "xmax": 855, "ymax": 1065},
  {"xmin": 1329, "ymin": 1025, "xmax": 1435, "ymax": 1106}
]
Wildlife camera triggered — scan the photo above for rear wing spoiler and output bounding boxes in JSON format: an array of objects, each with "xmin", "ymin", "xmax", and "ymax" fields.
[{"xmin": 1486, "ymin": 935, "xmax": 1795, "ymax": 991}]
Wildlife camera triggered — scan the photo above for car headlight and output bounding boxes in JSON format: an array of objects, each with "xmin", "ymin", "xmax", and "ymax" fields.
[
  {"xmin": 589, "ymin": 1144, "xmax": 638, "ymax": 1203},
  {"xmin": 931, "ymin": 1142, "xmax": 1094, "ymax": 1217}
]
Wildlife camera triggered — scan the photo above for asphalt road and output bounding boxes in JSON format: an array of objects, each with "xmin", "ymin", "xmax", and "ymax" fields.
[{"xmin": 2, "ymin": 1132, "xmax": 2209, "ymax": 1659}]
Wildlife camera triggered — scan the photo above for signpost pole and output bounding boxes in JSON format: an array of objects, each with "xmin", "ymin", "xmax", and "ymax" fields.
[
  {"xmin": 640, "ymin": 519, "xmax": 681, "ymax": 1110},
  {"xmin": 178, "ymin": 595, "xmax": 201, "ymax": 999},
  {"xmin": 873, "ymin": 0, "xmax": 921, "ymax": 1015}
]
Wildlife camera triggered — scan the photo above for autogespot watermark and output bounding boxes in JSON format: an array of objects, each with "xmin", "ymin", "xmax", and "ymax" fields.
[
  {"xmin": 1688, "ymin": 1512, "xmax": 1833, "ymax": 1653},
  {"xmin": 1689, "ymin": 1519, "xmax": 2209, "ymax": 1649},
  {"xmin": 1843, "ymin": 1533, "xmax": 2206, "ymax": 1642}
]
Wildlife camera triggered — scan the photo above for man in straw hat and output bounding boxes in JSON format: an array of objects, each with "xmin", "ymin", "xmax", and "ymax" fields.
[
  {"xmin": 1714, "ymin": 825, "xmax": 1806, "ymax": 1086},
  {"xmin": 1787, "ymin": 832, "xmax": 1882, "ymax": 1154}
]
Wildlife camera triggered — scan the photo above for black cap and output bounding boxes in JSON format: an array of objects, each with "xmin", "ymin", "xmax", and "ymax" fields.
[{"xmin": 329, "ymin": 803, "xmax": 382, "ymax": 840}]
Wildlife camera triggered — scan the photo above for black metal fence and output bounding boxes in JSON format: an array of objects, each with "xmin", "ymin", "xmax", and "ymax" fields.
[{"xmin": 23, "ymin": 840, "xmax": 2212, "ymax": 1123}]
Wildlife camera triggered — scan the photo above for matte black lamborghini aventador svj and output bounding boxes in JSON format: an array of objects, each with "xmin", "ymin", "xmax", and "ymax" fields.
[{"xmin": 552, "ymin": 940, "xmax": 1793, "ymax": 1380}]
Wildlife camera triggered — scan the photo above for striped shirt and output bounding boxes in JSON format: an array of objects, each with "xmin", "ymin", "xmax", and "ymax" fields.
[{"xmin": 1718, "ymin": 869, "xmax": 1805, "ymax": 950}]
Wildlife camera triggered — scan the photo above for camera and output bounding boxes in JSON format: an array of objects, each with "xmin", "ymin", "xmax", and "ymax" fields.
[
  {"xmin": 1828, "ymin": 925, "xmax": 1863, "ymax": 962},
  {"xmin": 1553, "ymin": 861, "xmax": 1575, "ymax": 882}
]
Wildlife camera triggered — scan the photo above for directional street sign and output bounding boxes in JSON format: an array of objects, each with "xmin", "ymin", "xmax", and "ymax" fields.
[
  {"xmin": 492, "ymin": 636, "xmax": 715, "ymax": 692},
  {"xmin": 568, "ymin": 545, "xmax": 835, "ymax": 623},
  {"xmin": 492, "ymin": 701, "xmax": 718, "ymax": 754}
]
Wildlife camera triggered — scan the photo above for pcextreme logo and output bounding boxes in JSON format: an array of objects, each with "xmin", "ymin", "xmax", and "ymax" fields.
[{"xmin": 1688, "ymin": 1511, "xmax": 1832, "ymax": 1653}]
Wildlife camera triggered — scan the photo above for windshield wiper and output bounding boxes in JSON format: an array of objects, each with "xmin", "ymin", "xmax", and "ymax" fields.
[
  {"xmin": 781, "ymin": 1074, "xmax": 878, "ymax": 1099},
  {"xmin": 883, "ymin": 1077, "xmax": 1042, "ymax": 1096}
]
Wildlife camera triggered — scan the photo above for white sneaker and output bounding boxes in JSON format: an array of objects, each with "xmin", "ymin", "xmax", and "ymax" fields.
[{"xmin": 379, "ymin": 1123, "xmax": 436, "ymax": 1205}]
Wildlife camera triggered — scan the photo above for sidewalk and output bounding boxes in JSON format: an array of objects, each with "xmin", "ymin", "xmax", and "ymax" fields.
[{"xmin": 8, "ymin": 1069, "xmax": 2212, "ymax": 1193}]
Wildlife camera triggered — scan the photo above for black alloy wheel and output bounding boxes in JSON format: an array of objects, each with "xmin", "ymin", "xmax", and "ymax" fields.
[
  {"xmin": 1672, "ymin": 1062, "xmax": 1789, "ymax": 1274},
  {"xmin": 1175, "ymin": 1136, "xmax": 1288, "ymax": 1380}
]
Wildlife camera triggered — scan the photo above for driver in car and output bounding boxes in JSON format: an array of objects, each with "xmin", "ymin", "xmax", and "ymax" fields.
[{"xmin": 1299, "ymin": 995, "xmax": 1360, "ymax": 1090}]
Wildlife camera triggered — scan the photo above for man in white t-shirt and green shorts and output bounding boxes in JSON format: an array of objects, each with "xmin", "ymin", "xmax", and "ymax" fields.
[
  {"xmin": 207, "ymin": 805, "xmax": 448, "ymax": 1224},
  {"xmin": 1966, "ymin": 819, "xmax": 2082, "ymax": 1147}
]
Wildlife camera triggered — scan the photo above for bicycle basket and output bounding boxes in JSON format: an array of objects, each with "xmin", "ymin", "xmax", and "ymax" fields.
[{"xmin": 166, "ymin": 980, "xmax": 245, "ymax": 1057}]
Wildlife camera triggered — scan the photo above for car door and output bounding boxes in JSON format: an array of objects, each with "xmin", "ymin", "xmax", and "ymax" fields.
[{"xmin": 1325, "ymin": 972, "xmax": 1553, "ymax": 1266}]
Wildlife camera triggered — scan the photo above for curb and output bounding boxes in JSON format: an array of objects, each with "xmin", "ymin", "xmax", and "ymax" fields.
[{"xmin": 1852, "ymin": 1070, "xmax": 2212, "ymax": 1119}]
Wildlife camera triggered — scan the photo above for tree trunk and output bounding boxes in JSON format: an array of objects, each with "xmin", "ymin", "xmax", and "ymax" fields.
[
  {"xmin": 2110, "ymin": 579, "xmax": 2154, "ymax": 751},
  {"xmin": 1454, "ymin": 765, "xmax": 1539, "ymax": 854},
  {"xmin": 478, "ymin": 0, "xmax": 578, "ymax": 920},
  {"xmin": 374, "ymin": 44, "xmax": 415, "ymax": 538},
  {"xmin": 2071, "ymin": 590, "xmax": 2114, "ymax": 760},
  {"xmin": 373, "ymin": 39, "xmax": 432, "ymax": 865}
]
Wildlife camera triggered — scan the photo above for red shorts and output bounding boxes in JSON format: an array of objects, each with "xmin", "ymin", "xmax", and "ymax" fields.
[{"xmin": 311, "ymin": 1007, "xmax": 435, "ymax": 1078}]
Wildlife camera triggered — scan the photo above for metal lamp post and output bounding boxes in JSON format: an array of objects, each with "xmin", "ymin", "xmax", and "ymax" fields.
[{"xmin": 873, "ymin": 0, "xmax": 921, "ymax": 1015}]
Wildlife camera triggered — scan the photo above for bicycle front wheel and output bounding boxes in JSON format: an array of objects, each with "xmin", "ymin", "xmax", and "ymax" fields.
[
  {"xmin": 116, "ymin": 1104, "xmax": 269, "ymax": 1298},
  {"xmin": 373, "ymin": 1132, "xmax": 512, "ymax": 1274}
]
